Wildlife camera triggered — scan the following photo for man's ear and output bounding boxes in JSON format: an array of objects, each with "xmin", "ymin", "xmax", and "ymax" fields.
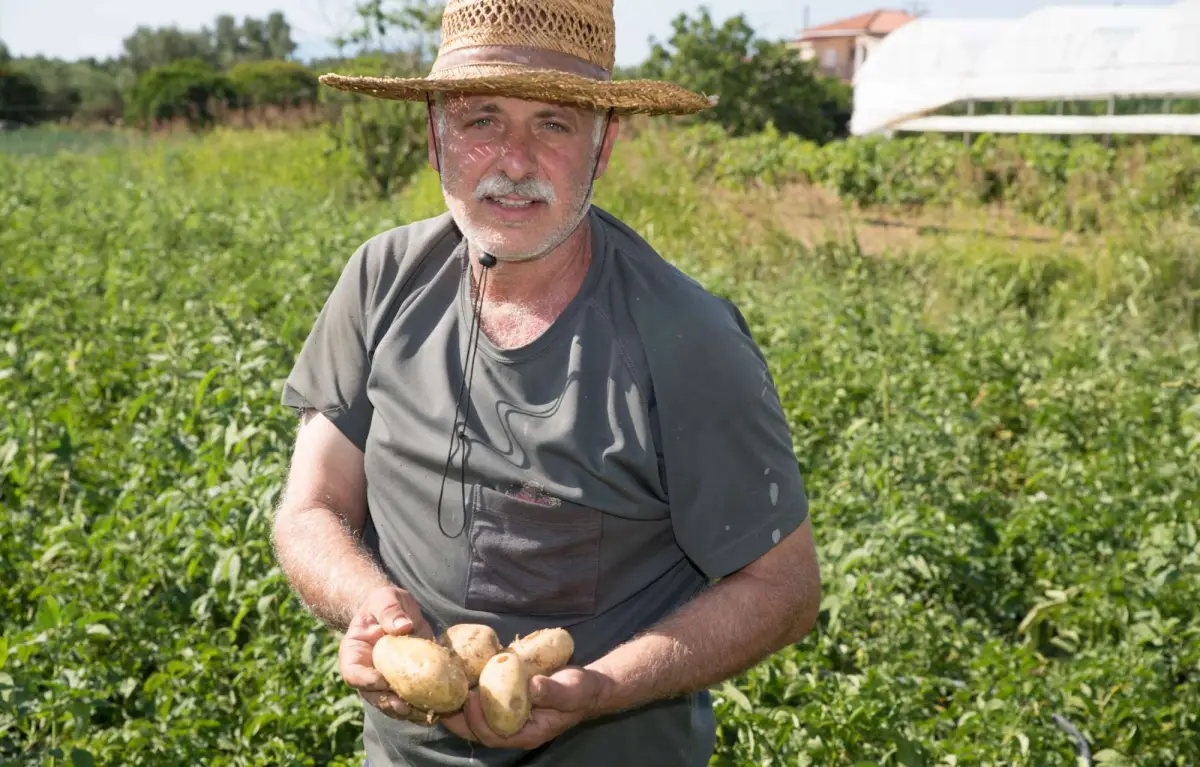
[{"xmin": 593, "ymin": 114, "xmax": 621, "ymax": 179}]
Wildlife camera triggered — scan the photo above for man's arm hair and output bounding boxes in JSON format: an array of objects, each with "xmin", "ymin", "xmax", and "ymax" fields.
[
  {"xmin": 584, "ymin": 518, "xmax": 821, "ymax": 717},
  {"xmin": 271, "ymin": 409, "xmax": 391, "ymax": 633}
]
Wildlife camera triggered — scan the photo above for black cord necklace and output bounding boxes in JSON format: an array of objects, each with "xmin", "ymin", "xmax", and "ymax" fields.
[{"xmin": 434, "ymin": 249, "xmax": 495, "ymax": 538}]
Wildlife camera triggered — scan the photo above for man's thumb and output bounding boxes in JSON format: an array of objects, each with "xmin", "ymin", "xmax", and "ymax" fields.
[
  {"xmin": 530, "ymin": 673, "xmax": 581, "ymax": 711},
  {"xmin": 375, "ymin": 602, "xmax": 413, "ymax": 634}
]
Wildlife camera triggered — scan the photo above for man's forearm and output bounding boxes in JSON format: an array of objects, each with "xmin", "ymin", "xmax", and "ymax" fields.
[
  {"xmin": 271, "ymin": 505, "xmax": 390, "ymax": 633},
  {"xmin": 584, "ymin": 567, "xmax": 819, "ymax": 718}
]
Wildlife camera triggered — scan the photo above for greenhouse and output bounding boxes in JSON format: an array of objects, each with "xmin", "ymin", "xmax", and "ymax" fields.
[{"xmin": 850, "ymin": 0, "xmax": 1200, "ymax": 136}]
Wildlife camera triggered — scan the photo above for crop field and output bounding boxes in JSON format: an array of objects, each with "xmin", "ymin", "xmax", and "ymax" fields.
[{"xmin": 1, "ymin": 124, "xmax": 1198, "ymax": 766}]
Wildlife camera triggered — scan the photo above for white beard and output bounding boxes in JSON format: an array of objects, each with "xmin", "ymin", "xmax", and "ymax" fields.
[{"xmin": 443, "ymin": 187, "xmax": 594, "ymax": 264}]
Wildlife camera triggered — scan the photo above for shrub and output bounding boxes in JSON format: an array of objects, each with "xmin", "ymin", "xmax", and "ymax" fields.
[
  {"xmin": 0, "ymin": 67, "xmax": 45, "ymax": 127},
  {"xmin": 320, "ymin": 52, "xmax": 430, "ymax": 199},
  {"xmin": 228, "ymin": 60, "xmax": 318, "ymax": 109},
  {"xmin": 126, "ymin": 58, "xmax": 237, "ymax": 131}
]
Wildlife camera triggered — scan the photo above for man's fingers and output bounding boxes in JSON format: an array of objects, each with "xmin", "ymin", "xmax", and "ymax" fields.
[
  {"xmin": 412, "ymin": 620, "xmax": 436, "ymax": 641},
  {"xmin": 372, "ymin": 601, "xmax": 414, "ymax": 635},
  {"xmin": 438, "ymin": 711, "xmax": 478, "ymax": 742},
  {"xmin": 343, "ymin": 664, "xmax": 391, "ymax": 692},
  {"xmin": 360, "ymin": 688, "xmax": 413, "ymax": 719},
  {"xmin": 463, "ymin": 691, "xmax": 503, "ymax": 746},
  {"xmin": 529, "ymin": 668, "xmax": 588, "ymax": 711},
  {"xmin": 529, "ymin": 675, "xmax": 567, "ymax": 709},
  {"xmin": 346, "ymin": 611, "xmax": 385, "ymax": 640}
]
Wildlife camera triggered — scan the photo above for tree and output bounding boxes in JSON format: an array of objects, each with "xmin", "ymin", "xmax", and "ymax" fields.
[
  {"xmin": 323, "ymin": 1, "xmax": 445, "ymax": 199},
  {"xmin": 241, "ymin": 17, "xmax": 269, "ymax": 60},
  {"xmin": 229, "ymin": 60, "xmax": 317, "ymax": 108},
  {"xmin": 127, "ymin": 58, "xmax": 237, "ymax": 131},
  {"xmin": 69, "ymin": 64, "xmax": 124, "ymax": 123},
  {"xmin": 211, "ymin": 13, "xmax": 298, "ymax": 67},
  {"xmin": 121, "ymin": 25, "xmax": 216, "ymax": 76},
  {"xmin": 265, "ymin": 12, "xmax": 298, "ymax": 59},
  {"xmin": 213, "ymin": 15, "xmax": 244, "ymax": 67},
  {"xmin": 1, "ymin": 61, "xmax": 45, "ymax": 126},
  {"xmin": 639, "ymin": 7, "xmax": 851, "ymax": 143}
]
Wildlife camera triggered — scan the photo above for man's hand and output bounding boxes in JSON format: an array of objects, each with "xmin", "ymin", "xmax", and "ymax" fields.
[
  {"xmin": 439, "ymin": 666, "xmax": 611, "ymax": 749},
  {"xmin": 338, "ymin": 585, "xmax": 436, "ymax": 723}
]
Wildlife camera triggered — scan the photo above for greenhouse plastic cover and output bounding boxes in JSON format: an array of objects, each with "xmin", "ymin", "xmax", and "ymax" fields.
[{"xmin": 850, "ymin": 0, "xmax": 1200, "ymax": 135}]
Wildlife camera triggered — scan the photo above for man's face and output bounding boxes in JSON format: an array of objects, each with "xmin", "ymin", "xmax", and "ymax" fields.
[{"xmin": 428, "ymin": 94, "xmax": 617, "ymax": 262}]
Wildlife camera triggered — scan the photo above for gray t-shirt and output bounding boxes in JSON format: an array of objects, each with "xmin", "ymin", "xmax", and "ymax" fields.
[{"xmin": 281, "ymin": 206, "xmax": 809, "ymax": 767}]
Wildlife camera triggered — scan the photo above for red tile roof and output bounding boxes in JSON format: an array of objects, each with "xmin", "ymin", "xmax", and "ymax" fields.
[{"xmin": 799, "ymin": 10, "xmax": 917, "ymax": 39}]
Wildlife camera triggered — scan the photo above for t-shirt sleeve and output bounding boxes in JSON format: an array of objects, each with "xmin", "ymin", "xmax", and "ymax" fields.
[
  {"xmin": 659, "ymin": 296, "xmax": 809, "ymax": 579},
  {"xmin": 280, "ymin": 244, "xmax": 378, "ymax": 452}
]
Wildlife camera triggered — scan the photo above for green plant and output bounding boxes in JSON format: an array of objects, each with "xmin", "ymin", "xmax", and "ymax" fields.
[
  {"xmin": 637, "ymin": 8, "xmax": 851, "ymax": 142},
  {"xmin": 228, "ymin": 60, "xmax": 318, "ymax": 109},
  {"xmin": 0, "ymin": 121, "xmax": 1196, "ymax": 767},
  {"xmin": 320, "ymin": 1, "xmax": 444, "ymax": 200},
  {"xmin": 126, "ymin": 58, "xmax": 237, "ymax": 131}
]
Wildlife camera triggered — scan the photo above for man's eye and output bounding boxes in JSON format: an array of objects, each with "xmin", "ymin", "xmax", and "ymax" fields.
[
  {"xmin": 544, "ymin": 122, "xmax": 568, "ymax": 132},
  {"xmin": 468, "ymin": 118, "xmax": 493, "ymax": 128}
]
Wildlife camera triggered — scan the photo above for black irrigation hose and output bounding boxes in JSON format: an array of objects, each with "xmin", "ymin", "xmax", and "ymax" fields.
[{"xmin": 1052, "ymin": 713, "xmax": 1093, "ymax": 766}]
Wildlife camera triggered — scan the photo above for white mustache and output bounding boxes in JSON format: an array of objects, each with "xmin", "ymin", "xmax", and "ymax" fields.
[{"xmin": 474, "ymin": 174, "xmax": 557, "ymax": 203}]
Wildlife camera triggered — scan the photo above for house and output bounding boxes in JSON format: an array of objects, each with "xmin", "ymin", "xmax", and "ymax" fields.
[{"xmin": 792, "ymin": 10, "xmax": 917, "ymax": 82}]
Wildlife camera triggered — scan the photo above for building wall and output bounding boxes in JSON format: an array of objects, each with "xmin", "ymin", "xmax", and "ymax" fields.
[{"xmin": 805, "ymin": 37, "xmax": 858, "ymax": 81}]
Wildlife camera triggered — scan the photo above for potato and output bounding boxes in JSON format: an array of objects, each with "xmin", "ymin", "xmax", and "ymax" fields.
[
  {"xmin": 438, "ymin": 624, "xmax": 501, "ymax": 687},
  {"xmin": 372, "ymin": 635, "xmax": 470, "ymax": 715},
  {"xmin": 508, "ymin": 628, "xmax": 574, "ymax": 678},
  {"xmin": 478, "ymin": 650, "xmax": 531, "ymax": 736}
]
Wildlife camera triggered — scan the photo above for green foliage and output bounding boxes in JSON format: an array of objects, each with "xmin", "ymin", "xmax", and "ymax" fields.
[
  {"xmin": 675, "ymin": 126, "xmax": 1200, "ymax": 232},
  {"xmin": 7, "ymin": 58, "xmax": 81, "ymax": 123},
  {"xmin": 322, "ymin": 53, "xmax": 430, "ymax": 199},
  {"xmin": 127, "ymin": 59, "xmax": 237, "ymax": 131},
  {"xmin": 329, "ymin": 0, "xmax": 445, "ymax": 55},
  {"xmin": 228, "ymin": 61, "xmax": 318, "ymax": 109},
  {"xmin": 121, "ymin": 25, "xmax": 218, "ymax": 77},
  {"xmin": 120, "ymin": 13, "xmax": 298, "ymax": 77},
  {"xmin": 0, "ymin": 126, "xmax": 142, "ymax": 157},
  {"xmin": 0, "ymin": 130, "xmax": 373, "ymax": 767},
  {"xmin": 1, "ymin": 123, "xmax": 1197, "ymax": 766},
  {"xmin": 638, "ymin": 7, "xmax": 851, "ymax": 142},
  {"xmin": 0, "ymin": 11, "xmax": 300, "ymax": 128},
  {"xmin": 7, "ymin": 58, "xmax": 124, "ymax": 125},
  {"xmin": 64, "ymin": 65, "xmax": 125, "ymax": 123},
  {"xmin": 211, "ymin": 12, "xmax": 297, "ymax": 67},
  {"xmin": 321, "ymin": 1, "xmax": 445, "ymax": 200},
  {"xmin": 0, "ymin": 67, "xmax": 45, "ymax": 127}
]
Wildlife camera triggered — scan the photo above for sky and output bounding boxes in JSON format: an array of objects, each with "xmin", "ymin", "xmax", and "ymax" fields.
[{"xmin": 0, "ymin": 0, "xmax": 1179, "ymax": 68}]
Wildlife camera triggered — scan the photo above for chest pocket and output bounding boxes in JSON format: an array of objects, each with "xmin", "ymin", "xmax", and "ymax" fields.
[{"xmin": 464, "ymin": 484, "xmax": 602, "ymax": 617}]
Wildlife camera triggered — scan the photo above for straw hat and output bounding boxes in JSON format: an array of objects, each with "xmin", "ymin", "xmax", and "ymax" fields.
[{"xmin": 318, "ymin": 0, "xmax": 716, "ymax": 115}]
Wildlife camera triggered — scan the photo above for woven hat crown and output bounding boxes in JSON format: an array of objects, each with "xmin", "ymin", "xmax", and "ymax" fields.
[
  {"xmin": 439, "ymin": 0, "xmax": 616, "ymax": 74},
  {"xmin": 316, "ymin": 0, "xmax": 713, "ymax": 116}
]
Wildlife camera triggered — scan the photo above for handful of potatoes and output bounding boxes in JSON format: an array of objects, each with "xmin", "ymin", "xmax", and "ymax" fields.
[{"xmin": 372, "ymin": 624, "xmax": 575, "ymax": 735}]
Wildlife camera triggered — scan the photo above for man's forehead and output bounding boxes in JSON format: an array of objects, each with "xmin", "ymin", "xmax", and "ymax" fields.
[{"xmin": 441, "ymin": 93, "xmax": 589, "ymax": 119}]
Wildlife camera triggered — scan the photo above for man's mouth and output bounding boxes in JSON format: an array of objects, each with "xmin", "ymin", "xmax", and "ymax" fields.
[{"xmin": 485, "ymin": 196, "xmax": 543, "ymax": 209}]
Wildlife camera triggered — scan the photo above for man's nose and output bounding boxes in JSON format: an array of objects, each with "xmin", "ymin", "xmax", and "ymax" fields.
[{"xmin": 493, "ymin": 131, "xmax": 538, "ymax": 180}]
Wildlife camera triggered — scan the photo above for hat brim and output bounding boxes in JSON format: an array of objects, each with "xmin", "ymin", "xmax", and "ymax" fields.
[{"xmin": 318, "ymin": 67, "xmax": 716, "ymax": 116}]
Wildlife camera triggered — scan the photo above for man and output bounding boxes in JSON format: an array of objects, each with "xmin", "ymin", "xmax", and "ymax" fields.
[{"xmin": 272, "ymin": 0, "xmax": 821, "ymax": 765}]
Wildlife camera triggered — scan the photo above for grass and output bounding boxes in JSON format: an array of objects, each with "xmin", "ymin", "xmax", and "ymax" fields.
[
  {"xmin": 1, "ymin": 125, "xmax": 1198, "ymax": 767},
  {"xmin": 0, "ymin": 126, "xmax": 148, "ymax": 157}
]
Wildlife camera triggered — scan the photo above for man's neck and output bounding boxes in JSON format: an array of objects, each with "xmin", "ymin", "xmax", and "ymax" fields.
[{"xmin": 463, "ymin": 217, "xmax": 594, "ymax": 351}]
